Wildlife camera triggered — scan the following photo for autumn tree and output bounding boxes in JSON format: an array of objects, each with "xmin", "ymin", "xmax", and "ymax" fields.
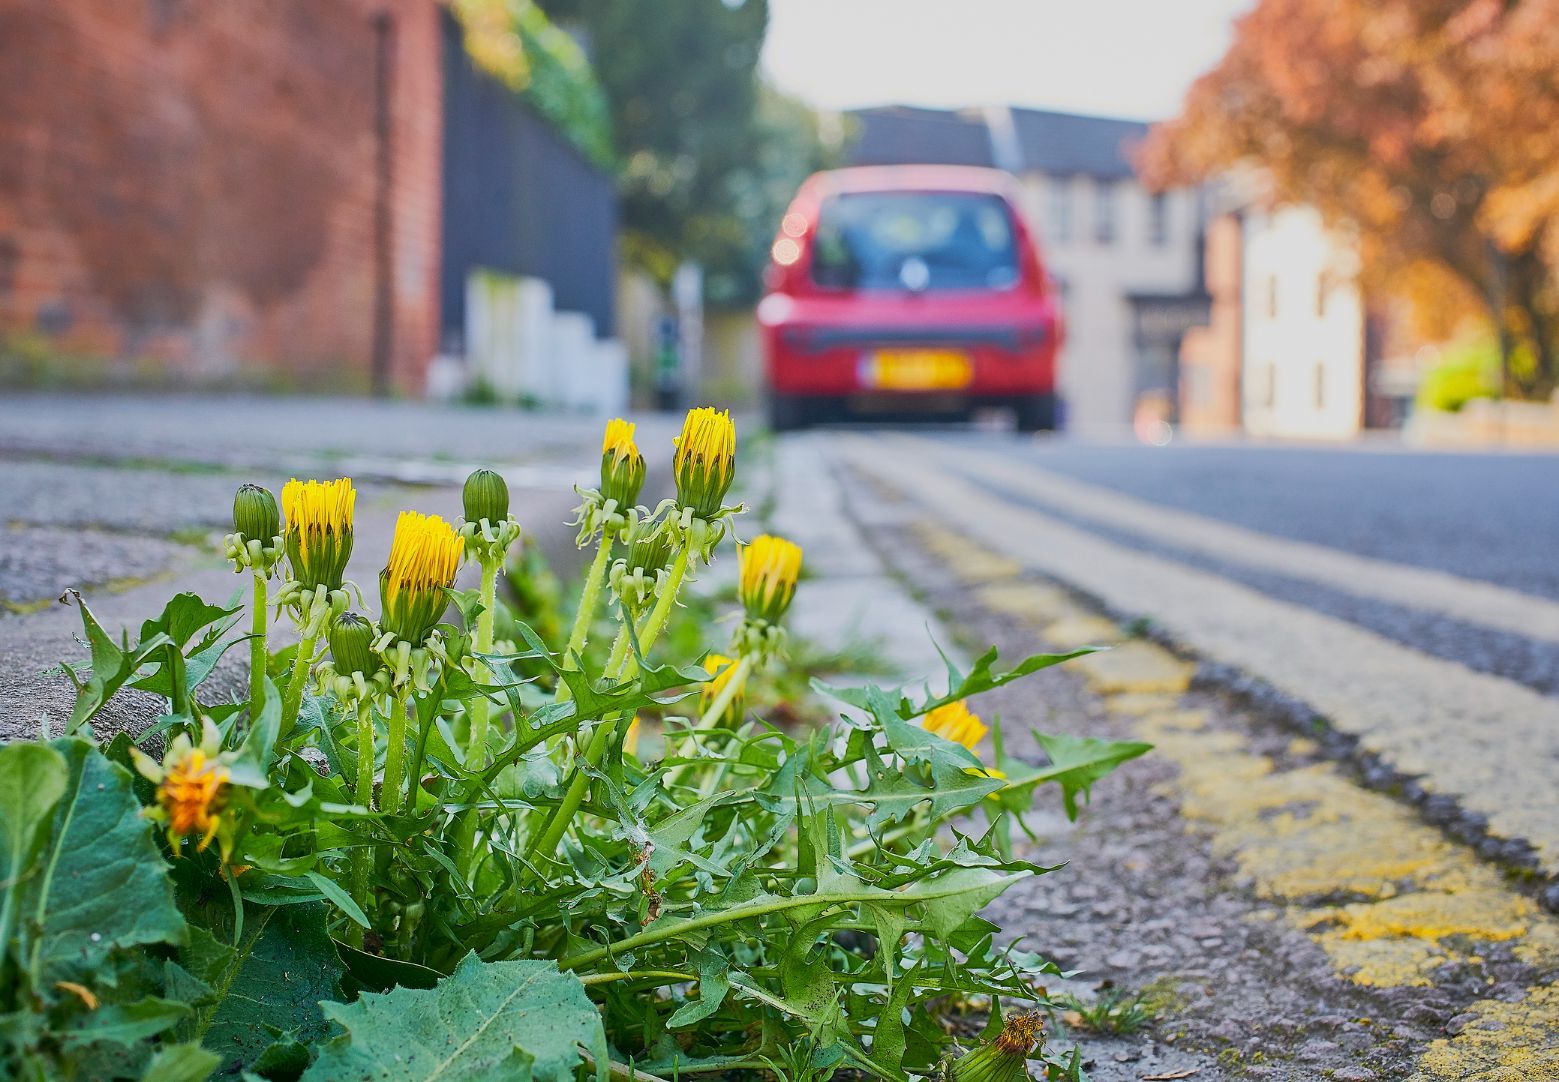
[{"xmin": 1143, "ymin": 0, "xmax": 1559, "ymax": 399}]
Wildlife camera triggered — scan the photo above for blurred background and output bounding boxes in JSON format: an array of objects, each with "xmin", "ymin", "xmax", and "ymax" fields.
[{"xmin": 3, "ymin": 0, "xmax": 1559, "ymax": 446}]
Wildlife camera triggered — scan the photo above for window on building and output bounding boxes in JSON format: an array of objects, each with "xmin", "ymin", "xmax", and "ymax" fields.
[
  {"xmin": 1048, "ymin": 176, "xmax": 1072, "ymax": 244},
  {"xmin": 1314, "ymin": 362, "xmax": 1326, "ymax": 410},
  {"xmin": 1263, "ymin": 362, "xmax": 1278, "ymax": 409},
  {"xmin": 1148, "ymin": 191, "xmax": 1169, "ymax": 246},
  {"xmin": 1266, "ymin": 275, "xmax": 1279, "ymax": 319},
  {"xmin": 1093, "ymin": 179, "xmax": 1117, "ymax": 245}
]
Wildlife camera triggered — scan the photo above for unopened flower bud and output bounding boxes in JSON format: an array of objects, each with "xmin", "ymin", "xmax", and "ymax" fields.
[
  {"xmin": 233, "ymin": 483, "xmax": 280, "ymax": 542},
  {"xmin": 672, "ymin": 407, "xmax": 736, "ymax": 518},
  {"xmin": 625, "ymin": 523, "xmax": 675, "ymax": 577},
  {"xmin": 328, "ymin": 611, "xmax": 380, "ymax": 678},
  {"xmin": 739, "ymin": 534, "xmax": 802, "ymax": 624},
  {"xmin": 463, "ymin": 468, "xmax": 510, "ymax": 525},
  {"xmin": 600, "ymin": 418, "xmax": 646, "ymax": 507}
]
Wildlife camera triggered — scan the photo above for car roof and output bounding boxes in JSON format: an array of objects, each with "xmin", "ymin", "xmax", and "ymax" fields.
[{"xmin": 801, "ymin": 165, "xmax": 1020, "ymax": 199}]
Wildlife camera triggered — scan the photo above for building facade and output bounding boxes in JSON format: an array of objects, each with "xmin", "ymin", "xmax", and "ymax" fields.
[
  {"xmin": 1238, "ymin": 205, "xmax": 1367, "ymax": 439},
  {"xmin": 847, "ymin": 105, "xmax": 1204, "ymax": 433},
  {"xmin": 0, "ymin": 0, "xmax": 619, "ymax": 400}
]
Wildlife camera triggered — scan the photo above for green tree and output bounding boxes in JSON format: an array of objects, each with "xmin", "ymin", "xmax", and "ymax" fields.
[{"xmin": 537, "ymin": 0, "xmax": 832, "ymax": 303}]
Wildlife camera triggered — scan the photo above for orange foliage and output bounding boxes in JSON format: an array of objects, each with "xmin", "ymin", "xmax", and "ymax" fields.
[{"xmin": 1143, "ymin": 0, "xmax": 1559, "ymax": 395}]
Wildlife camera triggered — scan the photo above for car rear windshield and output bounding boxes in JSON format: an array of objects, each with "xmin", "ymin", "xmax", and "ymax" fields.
[{"xmin": 810, "ymin": 190, "xmax": 1020, "ymax": 292}]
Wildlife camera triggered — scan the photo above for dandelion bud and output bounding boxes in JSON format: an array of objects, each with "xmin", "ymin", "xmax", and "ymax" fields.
[
  {"xmin": 922, "ymin": 699, "xmax": 988, "ymax": 751},
  {"xmin": 625, "ymin": 523, "xmax": 675, "ymax": 577},
  {"xmin": 233, "ymin": 483, "xmax": 280, "ymax": 542},
  {"xmin": 282, "ymin": 478, "xmax": 356, "ymax": 592},
  {"xmin": 378, "ymin": 510, "xmax": 463, "ymax": 645},
  {"xmin": 328, "ymin": 611, "xmax": 380, "ymax": 678},
  {"xmin": 951, "ymin": 1012, "xmax": 1043, "ymax": 1082},
  {"xmin": 463, "ymin": 468, "xmax": 510, "ymax": 525},
  {"xmin": 600, "ymin": 418, "xmax": 646, "ymax": 507},
  {"xmin": 672, "ymin": 407, "xmax": 736, "ymax": 518},
  {"xmin": 739, "ymin": 534, "xmax": 802, "ymax": 624}
]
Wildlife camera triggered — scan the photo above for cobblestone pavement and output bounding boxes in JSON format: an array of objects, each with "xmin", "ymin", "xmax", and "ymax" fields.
[
  {"xmin": 829, "ymin": 430, "xmax": 1559, "ymax": 1081},
  {"xmin": 0, "ymin": 394, "xmax": 651, "ymax": 739}
]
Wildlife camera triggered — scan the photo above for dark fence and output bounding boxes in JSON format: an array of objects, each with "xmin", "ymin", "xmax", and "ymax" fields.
[{"xmin": 439, "ymin": 11, "xmax": 617, "ymax": 344}]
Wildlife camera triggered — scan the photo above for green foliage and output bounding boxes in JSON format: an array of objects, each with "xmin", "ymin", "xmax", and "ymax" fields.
[
  {"xmin": 451, "ymin": 0, "xmax": 614, "ymax": 168},
  {"xmin": 9, "ymin": 436, "xmax": 1147, "ymax": 1079},
  {"xmin": 305, "ymin": 955, "xmax": 605, "ymax": 1081},
  {"xmin": 1055, "ymin": 986, "xmax": 1156, "ymax": 1037},
  {"xmin": 1417, "ymin": 335, "xmax": 1505, "ymax": 412},
  {"xmin": 536, "ymin": 0, "xmax": 838, "ymax": 301}
]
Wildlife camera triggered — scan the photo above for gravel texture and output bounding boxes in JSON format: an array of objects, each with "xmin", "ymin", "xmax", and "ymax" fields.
[{"xmin": 836, "ymin": 457, "xmax": 1550, "ymax": 1082}]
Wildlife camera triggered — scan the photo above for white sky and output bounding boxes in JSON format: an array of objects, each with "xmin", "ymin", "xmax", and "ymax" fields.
[{"xmin": 761, "ymin": 0, "xmax": 1254, "ymax": 121}]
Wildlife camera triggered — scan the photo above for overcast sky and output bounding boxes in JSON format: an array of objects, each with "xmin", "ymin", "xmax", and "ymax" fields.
[{"xmin": 761, "ymin": 0, "xmax": 1254, "ymax": 121}]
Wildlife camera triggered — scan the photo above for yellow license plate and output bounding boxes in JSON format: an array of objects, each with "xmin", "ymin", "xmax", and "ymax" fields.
[{"xmin": 864, "ymin": 350, "xmax": 973, "ymax": 390}]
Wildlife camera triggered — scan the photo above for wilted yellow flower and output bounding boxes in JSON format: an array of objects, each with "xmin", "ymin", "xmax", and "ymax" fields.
[
  {"xmin": 922, "ymin": 700, "xmax": 987, "ymax": 751},
  {"xmin": 951, "ymin": 1011, "xmax": 1043, "ymax": 1081},
  {"xmin": 672, "ymin": 407, "xmax": 736, "ymax": 518},
  {"xmin": 282, "ymin": 478, "xmax": 356, "ymax": 591},
  {"xmin": 700, "ymin": 653, "xmax": 747, "ymax": 715},
  {"xmin": 131, "ymin": 721, "xmax": 231, "ymax": 855},
  {"xmin": 600, "ymin": 418, "xmax": 646, "ymax": 507},
  {"xmin": 624, "ymin": 714, "xmax": 642, "ymax": 758},
  {"xmin": 739, "ymin": 535, "xmax": 802, "ymax": 623},
  {"xmin": 378, "ymin": 510, "xmax": 463, "ymax": 644}
]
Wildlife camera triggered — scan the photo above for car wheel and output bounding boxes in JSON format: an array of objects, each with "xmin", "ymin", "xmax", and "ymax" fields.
[
  {"xmin": 768, "ymin": 392, "xmax": 812, "ymax": 432},
  {"xmin": 1013, "ymin": 393, "xmax": 1057, "ymax": 433}
]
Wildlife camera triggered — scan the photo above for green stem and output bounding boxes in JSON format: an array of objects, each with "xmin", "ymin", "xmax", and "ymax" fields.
[
  {"xmin": 248, "ymin": 572, "xmax": 269, "ymax": 719},
  {"xmin": 578, "ymin": 969, "xmax": 697, "ymax": 988},
  {"xmin": 382, "ymin": 693, "xmax": 410, "ymax": 816},
  {"xmin": 349, "ymin": 700, "xmax": 374, "ymax": 946},
  {"xmin": 623, "ymin": 541, "xmax": 693, "ymax": 677},
  {"xmin": 468, "ymin": 556, "xmax": 500, "ymax": 763},
  {"xmin": 524, "ymin": 548, "xmax": 692, "ymax": 871},
  {"xmin": 557, "ymin": 537, "xmax": 615, "ymax": 702},
  {"xmin": 279, "ymin": 631, "xmax": 318, "ymax": 741}
]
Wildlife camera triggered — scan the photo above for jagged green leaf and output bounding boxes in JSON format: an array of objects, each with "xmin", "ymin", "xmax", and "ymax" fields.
[
  {"xmin": 202, "ymin": 903, "xmax": 342, "ymax": 1071},
  {"xmin": 303, "ymin": 953, "xmax": 606, "ymax": 1082},
  {"xmin": 56, "ymin": 996, "xmax": 188, "ymax": 1050},
  {"xmin": 14, "ymin": 739, "xmax": 184, "ymax": 988},
  {"xmin": 1007, "ymin": 733, "xmax": 1153, "ymax": 820},
  {"xmin": 140, "ymin": 1042, "xmax": 221, "ymax": 1082}
]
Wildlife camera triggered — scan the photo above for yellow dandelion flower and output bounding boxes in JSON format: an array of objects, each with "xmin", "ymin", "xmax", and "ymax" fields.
[
  {"xmin": 282, "ymin": 477, "xmax": 356, "ymax": 590},
  {"xmin": 624, "ymin": 714, "xmax": 642, "ymax": 758},
  {"xmin": 699, "ymin": 653, "xmax": 747, "ymax": 717},
  {"xmin": 378, "ymin": 510, "xmax": 464, "ymax": 644},
  {"xmin": 922, "ymin": 700, "xmax": 988, "ymax": 751},
  {"xmin": 739, "ymin": 534, "xmax": 802, "ymax": 624},
  {"xmin": 132, "ymin": 728, "xmax": 232, "ymax": 855},
  {"xmin": 600, "ymin": 418, "xmax": 646, "ymax": 507},
  {"xmin": 672, "ymin": 407, "xmax": 736, "ymax": 517}
]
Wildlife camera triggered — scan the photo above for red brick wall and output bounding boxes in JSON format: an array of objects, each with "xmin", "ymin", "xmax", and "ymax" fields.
[{"xmin": 0, "ymin": 0, "xmax": 443, "ymax": 392}]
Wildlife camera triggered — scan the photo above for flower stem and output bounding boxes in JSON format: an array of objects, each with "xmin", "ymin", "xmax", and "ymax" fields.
[
  {"xmin": 279, "ymin": 631, "xmax": 317, "ymax": 741},
  {"xmin": 381, "ymin": 693, "xmax": 410, "ymax": 816},
  {"xmin": 248, "ymin": 571, "xmax": 269, "ymax": 720},
  {"xmin": 665, "ymin": 654, "xmax": 752, "ymax": 793},
  {"xmin": 525, "ymin": 544, "xmax": 693, "ymax": 872},
  {"xmin": 349, "ymin": 700, "xmax": 374, "ymax": 946},
  {"xmin": 556, "ymin": 537, "xmax": 615, "ymax": 702},
  {"xmin": 468, "ymin": 555, "xmax": 501, "ymax": 763}
]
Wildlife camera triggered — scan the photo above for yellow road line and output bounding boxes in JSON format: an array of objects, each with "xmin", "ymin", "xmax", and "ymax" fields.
[{"xmin": 908, "ymin": 516, "xmax": 1559, "ymax": 1080}]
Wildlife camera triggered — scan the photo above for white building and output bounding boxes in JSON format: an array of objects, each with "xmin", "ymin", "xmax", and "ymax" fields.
[
  {"xmin": 847, "ymin": 105, "xmax": 1204, "ymax": 433},
  {"xmin": 1239, "ymin": 205, "xmax": 1366, "ymax": 439}
]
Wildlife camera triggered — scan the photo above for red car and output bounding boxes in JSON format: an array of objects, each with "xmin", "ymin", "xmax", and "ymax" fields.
[{"xmin": 758, "ymin": 165, "xmax": 1064, "ymax": 431}]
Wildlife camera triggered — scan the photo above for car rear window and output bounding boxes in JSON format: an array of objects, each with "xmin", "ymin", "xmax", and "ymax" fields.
[{"xmin": 810, "ymin": 190, "xmax": 1020, "ymax": 292}]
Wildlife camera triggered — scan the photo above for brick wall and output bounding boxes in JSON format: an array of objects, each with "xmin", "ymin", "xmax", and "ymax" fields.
[{"xmin": 0, "ymin": 0, "xmax": 443, "ymax": 391}]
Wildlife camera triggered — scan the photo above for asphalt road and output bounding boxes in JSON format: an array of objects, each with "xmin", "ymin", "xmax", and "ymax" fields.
[{"xmin": 833, "ymin": 428, "xmax": 1559, "ymax": 889}]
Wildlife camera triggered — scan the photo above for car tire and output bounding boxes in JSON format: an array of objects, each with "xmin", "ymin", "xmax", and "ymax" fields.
[
  {"xmin": 1013, "ymin": 393, "xmax": 1057, "ymax": 433},
  {"xmin": 768, "ymin": 392, "xmax": 812, "ymax": 432}
]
